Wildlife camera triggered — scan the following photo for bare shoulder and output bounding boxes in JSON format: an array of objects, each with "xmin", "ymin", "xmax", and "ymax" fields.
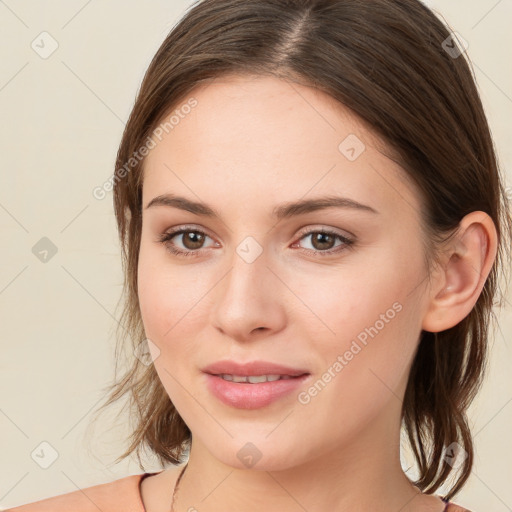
[
  {"xmin": 5, "ymin": 473, "xmax": 145, "ymax": 512},
  {"xmin": 446, "ymin": 503, "xmax": 473, "ymax": 512}
]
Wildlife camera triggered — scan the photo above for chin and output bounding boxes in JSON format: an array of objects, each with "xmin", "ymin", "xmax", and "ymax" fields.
[{"xmin": 202, "ymin": 434, "xmax": 309, "ymax": 472}]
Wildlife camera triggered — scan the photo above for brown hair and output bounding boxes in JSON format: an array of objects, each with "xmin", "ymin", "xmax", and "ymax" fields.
[{"xmin": 87, "ymin": 0, "xmax": 512, "ymax": 501}]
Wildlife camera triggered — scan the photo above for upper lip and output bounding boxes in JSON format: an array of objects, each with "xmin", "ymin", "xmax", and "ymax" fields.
[{"xmin": 202, "ymin": 360, "xmax": 310, "ymax": 377}]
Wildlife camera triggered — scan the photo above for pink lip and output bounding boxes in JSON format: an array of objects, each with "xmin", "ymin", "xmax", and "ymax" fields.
[
  {"xmin": 201, "ymin": 359, "xmax": 310, "ymax": 377},
  {"xmin": 204, "ymin": 373, "xmax": 311, "ymax": 409}
]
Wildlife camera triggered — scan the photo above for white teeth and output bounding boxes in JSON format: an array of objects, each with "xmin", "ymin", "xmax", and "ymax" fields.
[
  {"xmin": 219, "ymin": 374, "xmax": 289, "ymax": 383},
  {"xmin": 248, "ymin": 375, "xmax": 270, "ymax": 384},
  {"xmin": 264, "ymin": 374, "xmax": 281, "ymax": 382}
]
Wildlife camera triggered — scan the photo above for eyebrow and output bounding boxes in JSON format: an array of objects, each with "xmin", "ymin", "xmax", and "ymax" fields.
[{"xmin": 145, "ymin": 193, "xmax": 379, "ymax": 219}]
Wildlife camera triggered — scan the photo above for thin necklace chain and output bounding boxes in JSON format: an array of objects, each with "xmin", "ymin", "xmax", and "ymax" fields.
[{"xmin": 170, "ymin": 463, "xmax": 188, "ymax": 512}]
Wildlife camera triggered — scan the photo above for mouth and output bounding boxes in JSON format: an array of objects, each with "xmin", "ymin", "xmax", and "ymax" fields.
[
  {"xmin": 203, "ymin": 373, "xmax": 311, "ymax": 409},
  {"xmin": 201, "ymin": 359, "xmax": 310, "ymax": 379},
  {"xmin": 212, "ymin": 373, "xmax": 308, "ymax": 383}
]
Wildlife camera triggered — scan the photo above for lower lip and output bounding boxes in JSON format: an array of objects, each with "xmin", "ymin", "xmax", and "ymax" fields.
[{"xmin": 204, "ymin": 373, "xmax": 310, "ymax": 409}]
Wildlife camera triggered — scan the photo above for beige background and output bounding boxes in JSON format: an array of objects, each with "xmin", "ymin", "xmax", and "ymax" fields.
[{"xmin": 0, "ymin": 0, "xmax": 511, "ymax": 509}]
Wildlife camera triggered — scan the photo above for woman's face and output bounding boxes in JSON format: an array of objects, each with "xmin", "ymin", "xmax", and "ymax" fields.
[{"xmin": 138, "ymin": 74, "xmax": 432, "ymax": 470}]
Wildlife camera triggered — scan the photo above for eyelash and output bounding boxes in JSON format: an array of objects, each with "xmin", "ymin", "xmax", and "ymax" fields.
[{"xmin": 157, "ymin": 225, "xmax": 354, "ymax": 258}]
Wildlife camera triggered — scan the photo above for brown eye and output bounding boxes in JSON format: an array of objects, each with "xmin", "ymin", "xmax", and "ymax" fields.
[
  {"xmin": 293, "ymin": 228, "xmax": 354, "ymax": 257},
  {"xmin": 309, "ymin": 232, "xmax": 336, "ymax": 251},
  {"xmin": 158, "ymin": 227, "xmax": 215, "ymax": 258},
  {"xmin": 180, "ymin": 230, "xmax": 206, "ymax": 250},
  {"xmin": 158, "ymin": 226, "xmax": 354, "ymax": 259}
]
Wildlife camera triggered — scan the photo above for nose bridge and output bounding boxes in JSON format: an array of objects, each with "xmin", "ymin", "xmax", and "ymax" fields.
[
  {"xmin": 211, "ymin": 232, "xmax": 286, "ymax": 337},
  {"xmin": 225, "ymin": 233, "xmax": 272, "ymax": 299}
]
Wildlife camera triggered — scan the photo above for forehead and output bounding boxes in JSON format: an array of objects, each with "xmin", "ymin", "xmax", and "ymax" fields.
[{"xmin": 141, "ymin": 74, "xmax": 421, "ymax": 222}]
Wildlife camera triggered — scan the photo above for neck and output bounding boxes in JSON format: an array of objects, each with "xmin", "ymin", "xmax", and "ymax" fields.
[{"xmin": 172, "ymin": 398, "xmax": 442, "ymax": 512}]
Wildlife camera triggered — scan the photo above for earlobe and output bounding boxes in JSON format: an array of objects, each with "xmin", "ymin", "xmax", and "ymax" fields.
[{"xmin": 421, "ymin": 211, "xmax": 498, "ymax": 333}]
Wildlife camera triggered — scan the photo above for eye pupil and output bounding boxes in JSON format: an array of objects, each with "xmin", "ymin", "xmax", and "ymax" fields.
[
  {"xmin": 183, "ymin": 231, "xmax": 205, "ymax": 249},
  {"xmin": 312, "ymin": 232, "xmax": 335, "ymax": 250}
]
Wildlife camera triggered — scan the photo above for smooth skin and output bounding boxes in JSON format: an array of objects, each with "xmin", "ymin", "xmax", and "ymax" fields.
[{"xmin": 138, "ymin": 74, "xmax": 497, "ymax": 512}]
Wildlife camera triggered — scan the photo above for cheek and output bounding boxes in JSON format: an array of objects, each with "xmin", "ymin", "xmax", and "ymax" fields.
[
  {"xmin": 291, "ymin": 258, "xmax": 408, "ymax": 347},
  {"xmin": 303, "ymin": 276, "xmax": 414, "ymax": 388},
  {"xmin": 137, "ymin": 256, "xmax": 202, "ymax": 397},
  {"xmin": 138, "ymin": 240, "xmax": 183, "ymax": 329},
  {"xmin": 137, "ymin": 247, "xmax": 212, "ymax": 355},
  {"xmin": 137, "ymin": 255, "xmax": 167, "ymax": 336},
  {"xmin": 296, "ymin": 297, "xmax": 419, "ymax": 447},
  {"xmin": 296, "ymin": 246, "xmax": 423, "ymax": 401}
]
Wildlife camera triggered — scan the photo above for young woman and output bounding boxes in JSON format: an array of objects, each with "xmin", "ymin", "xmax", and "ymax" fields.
[{"xmin": 9, "ymin": 0, "xmax": 511, "ymax": 511}]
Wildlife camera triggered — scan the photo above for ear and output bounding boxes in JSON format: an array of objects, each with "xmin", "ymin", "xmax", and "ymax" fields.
[{"xmin": 421, "ymin": 211, "xmax": 498, "ymax": 333}]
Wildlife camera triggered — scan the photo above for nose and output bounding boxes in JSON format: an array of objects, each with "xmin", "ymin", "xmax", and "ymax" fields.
[{"xmin": 210, "ymin": 237, "xmax": 288, "ymax": 342}]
